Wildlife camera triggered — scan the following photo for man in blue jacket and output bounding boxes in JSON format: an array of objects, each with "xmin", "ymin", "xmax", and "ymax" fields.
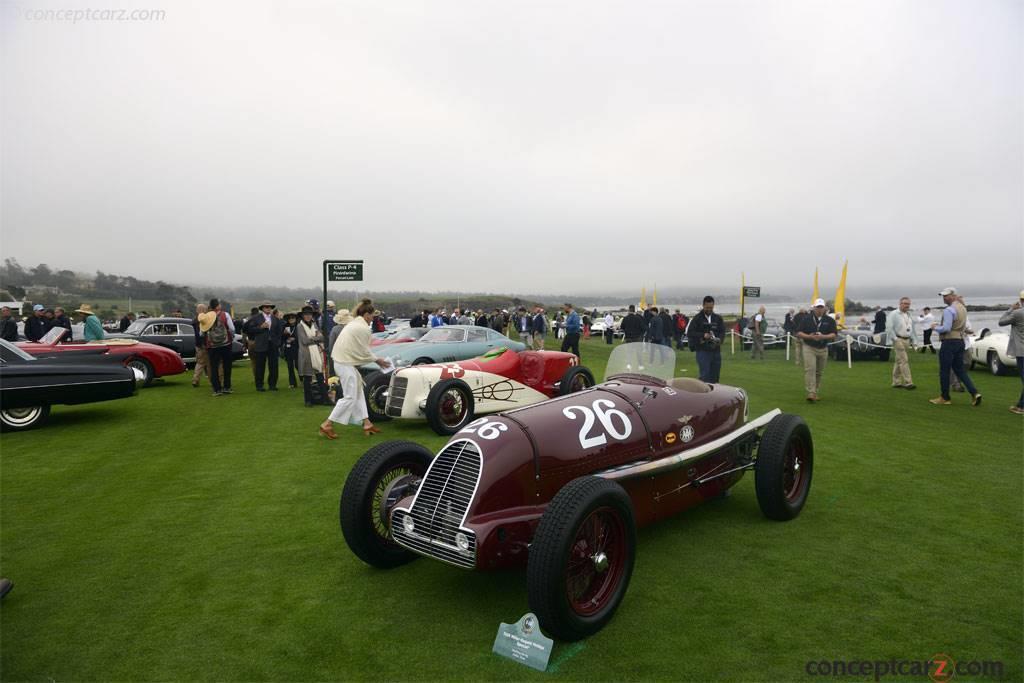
[
  {"xmin": 530, "ymin": 306, "xmax": 547, "ymax": 350},
  {"xmin": 561, "ymin": 303, "xmax": 582, "ymax": 359}
]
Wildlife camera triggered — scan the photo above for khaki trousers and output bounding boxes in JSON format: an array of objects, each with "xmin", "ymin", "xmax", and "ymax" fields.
[
  {"xmin": 751, "ymin": 335, "xmax": 764, "ymax": 360},
  {"xmin": 891, "ymin": 337, "xmax": 913, "ymax": 386},
  {"xmin": 803, "ymin": 345, "xmax": 828, "ymax": 395},
  {"xmin": 793, "ymin": 337, "xmax": 803, "ymax": 365},
  {"xmin": 532, "ymin": 333, "xmax": 545, "ymax": 350},
  {"xmin": 192, "ymin": 347, "xmax": 209, "ymax": 385}
]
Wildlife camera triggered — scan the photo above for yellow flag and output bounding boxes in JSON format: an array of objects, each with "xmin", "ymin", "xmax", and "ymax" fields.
[
  {"xmin": 640, "ymin": 287, "xmax": 647, "ymax": 310},
  {"xmin": 811, "ymin": 268, "xmax": 819, "ymax": 307},
  {"xmin": 834, "ymin": 260, "xmax": 848, "ymax": 328}
]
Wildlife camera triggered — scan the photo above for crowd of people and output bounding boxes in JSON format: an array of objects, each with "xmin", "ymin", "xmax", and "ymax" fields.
[{"xmin": 1, "ymin": 303, "xmax": 109, "ymax": 343}]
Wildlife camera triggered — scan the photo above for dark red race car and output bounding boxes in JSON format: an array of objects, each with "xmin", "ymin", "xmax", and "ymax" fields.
[
  {"xmin": 340, "ymin": 343, "xmax": 813, "ymax": 641},
  {"xmin": 362, "ymin": 347, "xmax": 595, "ymax": 435},
  {"xmin": 18, "ymin": 328, "xmax": 186, "ymax": 386}
]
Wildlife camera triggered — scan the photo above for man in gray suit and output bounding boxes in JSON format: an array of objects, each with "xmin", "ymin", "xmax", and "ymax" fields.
[{"xmin": 999, "ymin": 290, "xmax": 1024, "ymax": 414}]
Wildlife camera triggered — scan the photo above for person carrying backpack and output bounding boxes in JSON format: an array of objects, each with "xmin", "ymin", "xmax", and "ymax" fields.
[{"xmin": 198, "ymin": 298, "xmax": 236, "ymax": 396}]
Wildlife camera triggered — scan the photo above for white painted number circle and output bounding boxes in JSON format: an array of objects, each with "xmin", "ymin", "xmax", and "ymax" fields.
[
  {"xmin": 461, "ymin": 417, "xmax": 508, "ymax": 440},
  {"xmin": 562, "ymin": 398, "xmax": 633, "ymax": 450}
]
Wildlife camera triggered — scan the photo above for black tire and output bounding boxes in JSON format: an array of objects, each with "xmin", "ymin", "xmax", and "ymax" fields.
[
  {"xmin": 878, "ymin": 349, "xmax": 890, "ymax": 362},
  {"xmin": 0, "ymin": 405, "xmax": 51, "ymax": 432},
  {"xmin": 989, "ymin": 351, "xmax": 1009, "ymax": 376},
  {"xmin": 126, "ymin": 357, "xmax": 154, "ymax": 387},
  {"xmin": 755, "ymin": 414, "xmax": 813, "ymax": 521},
  {"xmin": 412, "ymin": 357, "xmax": 433, "ymax": 366},
  {"xmin": 425, "ymin": 379, "xmax": 475, "ymax": 436},
  {"xmin": 340, "ymin": 440, "xmax": 433, "ymax": 569},
  {"xmin": 363, "ymin": 371, "xmax": 393, "ymax": 423},
  {"xmin": 527, "ymin": 476, "xmax": 636, "ymax": 641},
  {"xmin": 558, "ymin": 366, "xmax": 595, "ymax": 396}
]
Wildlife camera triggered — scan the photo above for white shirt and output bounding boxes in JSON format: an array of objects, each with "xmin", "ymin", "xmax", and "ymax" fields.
[{"xmin": 604, "ymin": 314, "xmax": 614, "ymax": 326}]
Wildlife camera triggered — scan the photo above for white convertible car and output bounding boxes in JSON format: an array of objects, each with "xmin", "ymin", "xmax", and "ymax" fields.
[{"xmin": 968, "ymin": 329, "xmax": 1018, "ymax": 376}]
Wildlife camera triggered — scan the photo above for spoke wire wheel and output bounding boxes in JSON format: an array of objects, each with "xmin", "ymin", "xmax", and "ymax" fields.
[
  {"xmin": 370, "ymin": 468, "xmax": 415, "ymax": 541},
  {"xmin": 340, "ymin": 440, "xmax": 433, "ymax": 568},
  {"xmin": 368, "ymin": 382, "xmax": 389, "ymax": 415},
  {"xmin": 565, "ymin": 506, "xmax": 627, "ymax": 617},
  {"xmin": 569, "ymin": 372, "xmax": 592, "ymax": 392},
  {"xmin": 439, "ymin": 388, "xmax": 467, "ymax": 428},
  {"xmin": 126, "ymin": 358, "xmax": 153, "ymax": 385}
]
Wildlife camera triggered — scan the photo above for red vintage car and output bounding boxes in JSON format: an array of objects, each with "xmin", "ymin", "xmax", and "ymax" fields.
[
  {"xmin": 340, "ymin": 344, "xmax": 813, "ymax": 641},
  {"xmin": 18, "ymin": 329, "xmax": 186, "ymax": 386},
  {"xmin": 363, "ymin": 347, "xmax": 595, "ymax": 435}
]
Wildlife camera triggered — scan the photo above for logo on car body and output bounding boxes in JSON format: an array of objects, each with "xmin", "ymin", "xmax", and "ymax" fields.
[
  {"xmin": 680, "ymin": 425, "xmax": 695, "ymax": 443},
  {"xmin": 441, "ymin": 363, "xmax": 466, "ymax": 379}
]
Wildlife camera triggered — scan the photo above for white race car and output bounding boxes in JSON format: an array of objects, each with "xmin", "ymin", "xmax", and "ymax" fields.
[
  {"xmin": 367, "ymin": 347, "xmax": 595, "ymax": 435},
  {"xmin": 968, "ymin": 329, "xmax": 1018, "ymax": 376}
]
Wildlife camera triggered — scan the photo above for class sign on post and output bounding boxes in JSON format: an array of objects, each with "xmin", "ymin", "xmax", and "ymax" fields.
[
  {"xmin": 325, "ymin": 261, "xmax": 363, "ymax": 282},
  {"xmin": 743, "ymin": 286, "xmax": 761, "ymax": 298}
]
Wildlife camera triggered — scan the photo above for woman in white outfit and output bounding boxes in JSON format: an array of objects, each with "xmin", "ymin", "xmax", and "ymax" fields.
[{"xmin": 319, "ymin": 299, "xmax": 390, "ymax": 439}]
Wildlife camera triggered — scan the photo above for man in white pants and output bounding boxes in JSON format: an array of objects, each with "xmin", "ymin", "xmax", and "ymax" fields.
[{"xmin": 886, "ymin": 297, "xmax": 918, "ymax": 389}]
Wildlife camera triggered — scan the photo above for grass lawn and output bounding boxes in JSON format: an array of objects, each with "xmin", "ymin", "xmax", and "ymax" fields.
[{"xmin": 1, "ymin": 336, "xmax": 1021, "ymax": 681}]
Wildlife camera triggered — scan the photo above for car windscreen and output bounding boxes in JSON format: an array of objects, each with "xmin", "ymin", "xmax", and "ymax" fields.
[
  {"xmin": 0, "ymin": 339, "xmax": 36, "ymax": 362},
  {"xmin": 606, "ymin": 342, "xmax": 676, "ymax": 383},
  {"xmin": 124, "ymin": 321, "xmax": 147, "ymax": 335},
  {"xmin": 421, "ymin": 328, "xmax": 467, "ymax": 343}
]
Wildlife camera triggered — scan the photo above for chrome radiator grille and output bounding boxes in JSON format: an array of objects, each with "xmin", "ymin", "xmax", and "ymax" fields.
[
  {"xmin": 391, "ymin": 440, "xmax": 481, "ymax": 569},
  {"xmin": 385, "ymin": 376, "xmax": 408, "ymax": 417}
]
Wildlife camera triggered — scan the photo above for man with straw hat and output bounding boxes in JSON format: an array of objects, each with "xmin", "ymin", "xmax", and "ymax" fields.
[
  {"xmin": 74, "ymin": 304, "xmax": 105, "ymax": 341},
  {"xmin": 198, "ymin": 298, "xmax": 236, "ymax": 396}
]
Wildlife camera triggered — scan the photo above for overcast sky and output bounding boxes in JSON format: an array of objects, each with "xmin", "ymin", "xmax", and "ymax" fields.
[{"xmin": 1, "ymin": 0, "xmax": 1021, "ymax": 296}]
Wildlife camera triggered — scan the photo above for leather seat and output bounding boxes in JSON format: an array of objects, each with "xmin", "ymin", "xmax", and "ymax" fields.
[{"xmin": 669, "ymin": 377, "xmax": 712, "ymax": 393}]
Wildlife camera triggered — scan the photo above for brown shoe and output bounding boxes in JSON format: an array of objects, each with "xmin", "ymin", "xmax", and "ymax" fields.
[
  {"xmin": 971, "ymin": 393, "xmax": 982, "ymax": 407},
  {"xmin": 1011, "ymin": 406, "xmax": 1024, "ymax": 415},
  {"xmin": 929, "ymin": 397, "xmax": 952, "ymax": 405}
]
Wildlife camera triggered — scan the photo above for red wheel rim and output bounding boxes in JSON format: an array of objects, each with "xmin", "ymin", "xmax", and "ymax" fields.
[
  {"xmin": 783, "ymin": 439, "xmax": 808, "ymax": 502},
  {"xmin": 565, "ymin": 506, "xmax": 626, "ymax": 616},
  {"xmin": 439, "ymin": 389, "xmax": 467, "ymax": 427}
]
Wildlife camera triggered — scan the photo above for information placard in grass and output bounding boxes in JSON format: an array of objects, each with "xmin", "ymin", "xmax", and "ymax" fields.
[{"xmin": 492, "ymin": 613, "xmax": 553, "ymax": 672}]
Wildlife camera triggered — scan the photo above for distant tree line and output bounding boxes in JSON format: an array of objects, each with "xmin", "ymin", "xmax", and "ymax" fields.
[{"xmin": 0, "ymin": 258, "xmax": 197, "ymax": 317}]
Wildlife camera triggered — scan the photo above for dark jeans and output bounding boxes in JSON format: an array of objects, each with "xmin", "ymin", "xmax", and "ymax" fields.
[
  {"xmin": 938, "ymin": 340, "xmax": 977, "ymax": 399},
  {"xmin": 252, "ymin": 347, "xmax": 279, "ymax": 389},
  {"xmin": 922, "ymin": 328, "xmax": 934, "ymax": 352},
  {"xmin": 208, "ymin": 345, "xmax": 233, "ymax": 393},
  {"xmin": 604, "ymin": 329, "xmax": 614, "ymax": 344},
  {"xmin": 1017, "ymin": 356, "xmax": 1024, "ymax": 408},
  {"xmin": 283, "ymin": 347, "xmax": 298, "ymax": 387},
  {"xmin": 696, "ymin": 350, "xmax": 722, "ymax": 383},
  {"xmin": 561, "ymin": 332, "xmax": 581, "ymax": 358}
]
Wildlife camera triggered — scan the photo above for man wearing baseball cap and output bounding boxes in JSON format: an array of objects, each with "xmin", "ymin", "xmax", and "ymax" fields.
[
  {"xmin": 796, "ymin": 298, "xmax": 837, "ymax": 402},
  {"xmin": 24, "ymin": 304, "xmax": 49, "ymax": 342},
  {"xmin": 998, "ymin": 290, "xmax": 1024, "ymax": 414},
  {"xmin": 929, "ymin": 287, "xmax": 981, "ymax": 406}
]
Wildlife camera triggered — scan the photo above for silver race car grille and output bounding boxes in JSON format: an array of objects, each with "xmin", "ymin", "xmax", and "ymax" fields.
[
  {"xmin": 391, "ymin": 440, "xmax": 481, "ymax": 569},
  {"xmin": 385, "ymin": 376, "xmax": 408, "ymax": 417}
]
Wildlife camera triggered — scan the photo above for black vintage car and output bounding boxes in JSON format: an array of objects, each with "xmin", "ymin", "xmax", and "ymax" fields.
[
  {"xmin": 106, "ymin": 317, "xmax": 245, "ymax": 363},
  {"xmin": 0, "ymin": 340, "xmax": 138, "ymax": 431}
]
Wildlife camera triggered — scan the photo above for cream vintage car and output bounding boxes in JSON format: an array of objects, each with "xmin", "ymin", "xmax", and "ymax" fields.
[
  {"xmin": 366, "ymin": 347, "xmax": 595, "ymax": 435},
  {"xmin": 968, "ymin": 328, "xmax": 1018, "ymax": 376}
]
